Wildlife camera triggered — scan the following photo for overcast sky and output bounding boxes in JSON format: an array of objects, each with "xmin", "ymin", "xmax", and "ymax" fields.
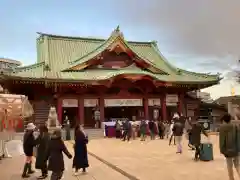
[{"xmin": 1, "ymin": 0, "xmax": 240, "ymax": 99}]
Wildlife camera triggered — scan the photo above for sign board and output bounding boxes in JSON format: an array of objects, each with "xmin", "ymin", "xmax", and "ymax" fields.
[
  {"xmin": 166, "ymin": 94, "xmax": 178, "ymax": 102},
  {"xmin": 166, "ymin": 94, "xmax": 178, "ymax": 106},
  {"xmin": 187, "ymin": 104, "xmax": 198, "ymax": 110},
  {"xmin": 84, "ymin": 99, "xmax": 99, "ymax": 107},
  {"xmin": 187, "ymin": 110, "xmax": 195, "ymax": 117},
  {"xmin": 148, "ymin": 98, "xmax": 161, "ymax": 106},
  {"xmin": 62, "ymin": 99, "xmax": 78, "ymax": 107},
  {"xmin": 105, "ymin": 99, "xmax": 143, "ymax": 107}
]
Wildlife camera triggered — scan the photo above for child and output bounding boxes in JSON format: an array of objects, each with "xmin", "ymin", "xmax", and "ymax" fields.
[
  {"xmin": 47, "ymin": 129, "xmax": 72, "ymax": 180},
  {"xmin": 22, "ymin": 123, "xmax": 37, "ymax": 178}
]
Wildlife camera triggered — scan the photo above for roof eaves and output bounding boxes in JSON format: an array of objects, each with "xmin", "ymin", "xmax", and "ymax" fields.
[
  {"xmin": 15, "ymin": 62, "xmax": 45, "ymax": 72},
  {"xmin": 179, "ymin": 68, "xmax": 221, "ymax": 80}
]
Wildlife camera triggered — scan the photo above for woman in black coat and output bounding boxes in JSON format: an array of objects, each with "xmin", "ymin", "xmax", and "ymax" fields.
[
  {"xmin": 35, "ymin": 125, "xmax": 50, "ymax": 179},
  {"xmin": 72, "ymin": 125, "xmax": 89, "ymax": 175},
  {"xmin": 22, "ymin": 123, "xmax": 37, "ymax": 178},
  {"xmin": 47, "ymin": 129, "xmax": 72, "ymax": 180}
]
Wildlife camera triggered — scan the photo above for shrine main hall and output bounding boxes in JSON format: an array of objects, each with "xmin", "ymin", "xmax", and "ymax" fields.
[{"xmin": 0, "ymin": 27, "xmax": 220, "ymax": 128}]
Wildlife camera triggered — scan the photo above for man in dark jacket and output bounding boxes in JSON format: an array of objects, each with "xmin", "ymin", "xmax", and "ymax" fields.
[
  {"xmin": 190, "ymin": 121, "xmax": 208, "ymax": 161},
  {"xmin": 219, "ymin": 114, "xmax": 240, "ymax": 180},
  {"xmin": 148, "ymin": 120, "xmax": 155, "ymax": 140},
  {"xmin": 122, "ymin": 120, "xmax": 131, "ymax": 141},
  {"xmin": 173, "ymin": 119, "xmax": 184, "ymax": 153}
]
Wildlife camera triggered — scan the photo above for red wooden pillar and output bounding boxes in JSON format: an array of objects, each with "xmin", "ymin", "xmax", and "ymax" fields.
[
  {"xmin": 57, "ymin": 98, "xmax": 62, "ymax": 124},
  {"xmin": 144, "ymin": 97, "xmax": 149, "ymax": 120},
  {"xmin": 161, "ymin": 94, "xmax": 167, "ymax": 121},
  {"xmin": 78, "ymin": 98, "xmax": 84, "ymax": 125},
  {"xmin": 99, "ymin": 96, "xmax": 105, "ymax": 128},
  {"xmin": 178, "ymin": 93, "xmax": 184, "ymax": 115}
]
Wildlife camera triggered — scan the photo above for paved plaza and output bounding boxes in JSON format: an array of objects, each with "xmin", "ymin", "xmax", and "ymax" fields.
[
  {"xmin": 86, "ymin": 135, "xmax": 238, "ymax": 180},
  {"xmin": 1, "ymin": 135, "xmax": 239, "ymax": 180},
  {"xmin": 0, "ymin": 140, "xmax": 128, "ymax": 180}
]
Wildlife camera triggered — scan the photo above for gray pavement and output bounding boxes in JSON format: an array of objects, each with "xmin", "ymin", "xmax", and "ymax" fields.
[
  {"xmin": 0, "ymin": 140, "xmax": 128, "ymax": 180},
  {"xmin": 85, "ymin": 135, "xmax": 237, "ymax": 180}
]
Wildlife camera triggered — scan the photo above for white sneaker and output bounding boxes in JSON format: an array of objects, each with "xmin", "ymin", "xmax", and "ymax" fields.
[{"xmin": 74, "ymin": 172, "xmax": 79, "ymax": 176}]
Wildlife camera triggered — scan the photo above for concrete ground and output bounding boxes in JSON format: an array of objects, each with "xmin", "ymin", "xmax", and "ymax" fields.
[
  {"xmin": 0, "ymin": 141, "xmax": 128, "ymax": 180},
  {"xmin": 86, "ymin": 135, "xmax": 239, "ymax": 180},
  {"xmin": 2, "ymin": 134, "xmax": 239, "ymax": 180}
]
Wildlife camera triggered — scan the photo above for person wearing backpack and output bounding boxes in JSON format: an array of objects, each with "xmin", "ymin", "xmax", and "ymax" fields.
[{"xmin": 219, "ymin": 114, "xmax": 240, "ymax": 180}]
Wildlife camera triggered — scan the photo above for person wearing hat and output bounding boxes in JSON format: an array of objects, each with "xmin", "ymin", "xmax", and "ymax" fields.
[
  {"xmin": 22, "ymin": 122, "xmax": 37, "ymax": 178},
  {"xmin": 47, "ymin": 129, "xmax": 72, "ymax": 180}
]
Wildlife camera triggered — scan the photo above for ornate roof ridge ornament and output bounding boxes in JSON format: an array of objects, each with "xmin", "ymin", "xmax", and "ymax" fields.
[{"xmin": 111, "ymin": 25, "xmax": 124, "ymax": 39}]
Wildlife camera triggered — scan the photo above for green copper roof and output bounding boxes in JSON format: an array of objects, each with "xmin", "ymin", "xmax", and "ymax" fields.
[
  {"xmin": 8, "ymin": 27, "xmax": 220, "ymax": 84},
  {"xmin": 11, "ymin": 68, "xmax": 219, "ymax": 83}
]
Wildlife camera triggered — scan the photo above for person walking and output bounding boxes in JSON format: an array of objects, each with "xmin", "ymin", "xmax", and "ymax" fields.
[
  {"xmin": 190, "ymin": 121, "xmax": 208, "ymax": 160},
  {"xmin": 115, "ymin": 120, "xmax": 121, "ymax": 138},
  {"xmin": 73, "ymin": 124, "xmax": 89, "ymax": 175},
  {"xmin": 185, "ymin": 117, "xmax": 194, "ymax": 150},
  {"xmin": 131, "ymin": 119, "xmax": 137, "ymax": 140},
  {"xmin": 22, "ymin": 123, "xmax": 37, "ymax": 178},
  {"xmin": 47, "ymin": 129, "xmax": 72, "ymax": 180},
  {"xmin": 219, "ymin": 114, "xmax": 240, "ymax": 180},
  {"xmin": 148, "ymin": 120, "xmax": 155, "ymax": 140},
  {"xmin": 165, "ymin": 121, "xmax": 170, "ymax": 139},
  {"xmin": 172, "ymin": 118, "xmax": 184, "ymax": 154},
  {"xmin": 122, "ymin": 120, "xmax": 131, "ymax": 141},
  {"xmin": 169, "ymin": 121, "xmax": 175, "ymax": 145},
  {"xmin": 158, "ymin": 121, "xmax": 165, "ymax": 139},
  {"xmin": 140, "ymin": 119, "xmax": 147, "ymax": 141},
  {"xmin": 35, "ymin": 125, "xmax": 50, "ymax": 179},
  {"xmin": 65, "ymin": 120, "xmax": 71, "ymax": 141}
]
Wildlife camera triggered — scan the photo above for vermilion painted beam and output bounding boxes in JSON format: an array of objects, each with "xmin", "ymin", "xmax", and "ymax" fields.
[
  {"xmin": 57, "ymin": 98, "xmax": 62, "ymax": 124},
  {"xmin": 78, "ymin": 98, "xmax": 84, "ymax": 125}
]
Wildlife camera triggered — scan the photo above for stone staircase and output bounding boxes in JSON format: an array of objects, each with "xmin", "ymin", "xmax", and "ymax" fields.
[{"xmin": 33, "ymin": 101, "xmax": 50, "ymax": 126}]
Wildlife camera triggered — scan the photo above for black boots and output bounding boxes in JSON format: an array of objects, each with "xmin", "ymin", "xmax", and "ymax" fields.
[
  {"xmin": 22, "ymin": 163, "xmax": 35, "ymax": 178},
  {"xmin": 37, "ymin": 169, "xmax": 48, "ymax": 179},
  {"xmin": 28, "ymin": 162, "xmax": 35, "ymax": 174},
  {"xmin": 22, "ymin": 163, "xmax": 30, "ymax": 178}
]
